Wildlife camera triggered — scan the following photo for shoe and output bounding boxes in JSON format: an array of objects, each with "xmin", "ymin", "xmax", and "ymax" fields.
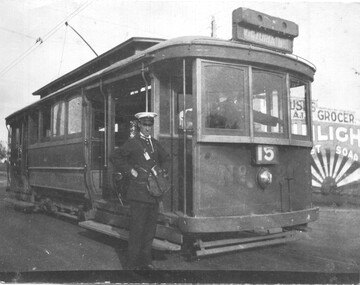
[{"xmin": 139, "ymin": 263, "xmax": 157, "ymax": 270}]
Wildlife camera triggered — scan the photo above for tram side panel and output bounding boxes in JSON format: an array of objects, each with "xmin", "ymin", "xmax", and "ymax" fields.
[
  {"xmin": 6, "ymin": 95, "xmax": 90, "ymax": 213},
  {"xmin": 28, "ymin": 142, "xmax": 87, "ymax": 196}
]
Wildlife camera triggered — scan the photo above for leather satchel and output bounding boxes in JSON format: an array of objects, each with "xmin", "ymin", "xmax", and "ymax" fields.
[{"xmin": 147, "ymin": 165, "xmax": 170, "ymax": 197}]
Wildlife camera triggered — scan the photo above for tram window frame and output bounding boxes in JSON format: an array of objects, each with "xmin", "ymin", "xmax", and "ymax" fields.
[
  {"xmin": 7, "ymin": 125, "xmax": 12, "ymax": 152},
  {"xmin": 198, "ymin": 59, "xmax": 250, "ymax": 142},
  {"xmin": 51, "ymin": 100, "xmax": 66, "ymax": 138},
  {"xmin": 172, "ymin": 74, "xmax": 193, "ymax": 135},
  {"xmin": 40, "ymin": 107, "xmax": 51, "ymax": 142},
  {"xmin": 159, "ymin": 78, "xmax": 171, "ymax": 134},
  {"xmin": 28, "ymin": 110, "xmax": 39, "ymax": 144},
  {"xmin": 157, "ymin": 65, "xmax": 193, "ymax": 136},
  {"xmin": 251, "ymin": 69, "xmax": 287, "ymax": 138},
  {"xmin": 92, "ymin": 98, "xmax": 105, "ymax": 137},
  {"xmin": 67, "ymin": 95, "xmax": 83, "ymax": 136},
  {"xmin": 176, "ymin": 93, "xmax": 193, "ymax": 133},
  {"xmin": 289, "ymin": 77, "xmax": 311, "ymax": 141},
  {"xmin": 10, "ymin": 125, "xmax": 21, "ymax": 162}
]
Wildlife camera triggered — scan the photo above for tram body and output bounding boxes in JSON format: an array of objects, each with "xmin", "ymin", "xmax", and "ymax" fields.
[{"xmin": 5, "ymin": 8, "xmax": 318, "ymax": 256}]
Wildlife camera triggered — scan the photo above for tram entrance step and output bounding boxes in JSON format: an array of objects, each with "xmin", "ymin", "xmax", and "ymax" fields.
[
  {"xmin": 195, "ymin": 230, "xmax": 305, "ymax": 256},
  {"xmin": 4, "ymin": 197, "xmax": 35, "ymax": 211},
  {"xmin": 79, "ymin": 220, "xmax": 181, "ymax": 252}
]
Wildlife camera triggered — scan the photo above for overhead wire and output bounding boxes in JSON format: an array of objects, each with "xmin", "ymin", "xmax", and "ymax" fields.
[
  {"xmin": 0, "ymin": 26, "xmax": 35, "ymax": 40},
  {"xmin": 0, "ymin": 0, "xmax": 94, "ymax": 78},
  {"xmin": 0, "ymin": 0, "xmax": 230, "ymax": 80}
]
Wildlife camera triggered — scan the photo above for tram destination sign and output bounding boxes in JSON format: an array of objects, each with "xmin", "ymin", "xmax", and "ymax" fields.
[
  {"xmin": 232, "ymin": 8, "xmax": 298, "ymax": 53},
  {"xmin": 240, "ymin": 29, "xmax": 293, "ymax": 53}
]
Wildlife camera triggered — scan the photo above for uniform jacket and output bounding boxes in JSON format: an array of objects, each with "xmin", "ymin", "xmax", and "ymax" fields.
[{"xmin": 111, "ymin": 133, "xmax": 170, "ymax": 204}]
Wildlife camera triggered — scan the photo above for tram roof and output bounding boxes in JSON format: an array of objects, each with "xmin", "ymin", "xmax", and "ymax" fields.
[
  {"xmin": 37, "ymin": 35, "xmax": 315, "ymax": 93},
  {"xmin": 34, "ymin": 35, "xmax": 316, "ymax": 98},
  {"xmin": 7, "ymin": 35, "xmax": 316, "ymax": 122},
  {"xmin": 33, "ymin": 37, "xmax": 165, "ymax": 98}
]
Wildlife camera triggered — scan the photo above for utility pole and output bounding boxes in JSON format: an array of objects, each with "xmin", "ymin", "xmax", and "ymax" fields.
[{"xmin": 211, "ymin": 16, "xmax": 217, "ymax": 38}]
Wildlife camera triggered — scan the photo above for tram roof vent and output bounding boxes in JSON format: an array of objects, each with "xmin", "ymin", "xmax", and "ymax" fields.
[{"xmin": 232, "ymin": 7, "xmax": 299, "ymax": 53}]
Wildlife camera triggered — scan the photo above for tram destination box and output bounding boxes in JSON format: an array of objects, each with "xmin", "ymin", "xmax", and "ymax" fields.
[{"xmin": 232, "ymin": 8, "xmax": 299, "ymax": 53}]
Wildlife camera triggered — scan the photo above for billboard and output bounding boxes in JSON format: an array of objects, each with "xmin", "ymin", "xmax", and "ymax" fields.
[{"xmin": 291, "ymin": 98, "xmax": 360, "ymax": 206}]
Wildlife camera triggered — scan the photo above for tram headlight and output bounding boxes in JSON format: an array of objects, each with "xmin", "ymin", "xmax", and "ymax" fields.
[{"xmin": 257, "ymin": 167, "xmax": 272, "ymax": 189}]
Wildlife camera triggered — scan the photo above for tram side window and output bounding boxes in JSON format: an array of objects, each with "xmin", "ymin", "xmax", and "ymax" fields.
[
  {"xmin": 290, "ymin": 79, "xmax": 308, "ymax": 136},
  {"xmin": 68, "ymin": 96, "xmax": 82, "ymax": 134},
  {"xmin": 40, "ymin": 108, "xmax": 51, "ymax": 141},
  {"xmin": 52, "ymin": 101, "xmax": 65, "ymax": 137},
  {"xmin": 252, "ymin": 70, "xmax": 285, "ymax": 135},
  {"xmin": 11, "ymin": 127, "xmax": 21, "ymax": 162},
  {"xmin": 15, "ymin": 127, "xmax": 21, "ymax": 149},
  {"xmin": 159, "ymin": 79, "xmax": 171, "ymax": 134},
  {"xmin": 28, "ymin": 111, "xmax": 39, "ymax": 144},
  {"xmin": 93, "ymin": 100, "xmax": 105, "ymax": 136},
  {"xmin": 177, "ymin": 93, "xmax": 193, "ymax": 131},
  {"xmin": 203, "ymin": 63, "xmax": 246, "ymax": 132}
]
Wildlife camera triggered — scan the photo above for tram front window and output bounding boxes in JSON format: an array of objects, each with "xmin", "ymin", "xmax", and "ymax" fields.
[
  {"xmin": 290, "ymin": 79, "xmax": 308, "ymax": 136},
  {"xmin": 252, "ymin": 70, "xmax": 285, "ymax": 135},
  {"xmin": 204, "ymin": 63, "xmax": 246, "ymax": 132}
]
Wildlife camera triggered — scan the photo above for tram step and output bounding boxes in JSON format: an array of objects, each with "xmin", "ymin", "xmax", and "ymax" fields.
[
  {"xmin": 4, "ymin": 197, "xmax": 35, "ymax": 211},
  {"xmin": 195, "ymin": 230, "xmax": 305, "ymax": 256},
  {"xmin": 79, "ymin": 220, "xmax": 181, "ymax": 252},
  {"xmin": 94, "ymin": 208, "xmax": 183, "ymax": 245},
  {"xmin": 55, "ymin": 211, "xmax": 78, "ymax": 221}
]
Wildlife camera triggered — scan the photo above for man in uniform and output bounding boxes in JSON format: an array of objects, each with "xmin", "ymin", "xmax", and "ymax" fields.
[{"xmin": 111, "ymin": 112, "xmax": 170, "ymax": 270}]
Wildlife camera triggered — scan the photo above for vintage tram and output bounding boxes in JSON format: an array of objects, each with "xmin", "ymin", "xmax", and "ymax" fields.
[{"xmin": 5, "ymin": 7, "xmax": 318, "ymax": 256}]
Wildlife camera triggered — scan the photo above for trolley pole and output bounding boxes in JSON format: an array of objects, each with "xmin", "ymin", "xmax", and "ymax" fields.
[{"xmin": 65, "ymin": 22, "xmax": 98, "ymax": 57}]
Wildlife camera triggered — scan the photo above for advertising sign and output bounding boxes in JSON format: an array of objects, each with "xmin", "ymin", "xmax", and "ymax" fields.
[{"xmin": 291, "ymin": 98, "xmax": 360, "ymax": 204}]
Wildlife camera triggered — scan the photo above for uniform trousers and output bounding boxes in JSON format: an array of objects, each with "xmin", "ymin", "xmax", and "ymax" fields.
[{"xmin": 126, "ymin": 200, "xmax": 159, "ymax": 269}]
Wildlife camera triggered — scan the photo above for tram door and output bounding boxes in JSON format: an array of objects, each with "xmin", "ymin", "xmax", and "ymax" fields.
[
  {"xmin": 176, "ymin": 92, "xmax": 193, "ymax": 215},
  {"xmin": 167, "ymin": 64, "xmax": 194, "ymax": 215},
  {"xmin": 8, "ymin": 120, "xmax": 27, "ymax": 193},
  {"xmin": 88, "ymin": 95, "xmax": 106, "ymax": 198}
]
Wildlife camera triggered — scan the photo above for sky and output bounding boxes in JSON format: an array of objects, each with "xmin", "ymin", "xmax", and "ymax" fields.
[{"xmin": 1, "ymin": 0, "xmax": 360, "ymax": 144}]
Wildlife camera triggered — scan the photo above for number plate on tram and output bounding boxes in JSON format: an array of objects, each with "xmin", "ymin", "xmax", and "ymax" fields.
[{"xmin": 254, "ymin": 145, "xmax": 279, "ymax": 164}]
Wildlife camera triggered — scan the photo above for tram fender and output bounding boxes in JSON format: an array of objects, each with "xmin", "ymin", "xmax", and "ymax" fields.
[{"xmin": 177, "ymin": 208, "xmax": 320, "ymax": 233}]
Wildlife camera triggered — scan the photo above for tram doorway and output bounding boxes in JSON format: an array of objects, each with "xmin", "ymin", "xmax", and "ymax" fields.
[
  {"xmin": 86, "ymin": 77, "xmax": 150, "ymax": 201},
  {"xmin": 7, "ymin": 119, "xmax": 30, "ymax": 199},
  {"xmin": 110, "ymin": 87, "xmax": 148, "ymax": 203}
]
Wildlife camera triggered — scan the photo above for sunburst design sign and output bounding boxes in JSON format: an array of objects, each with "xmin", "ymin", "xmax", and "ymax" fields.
[
  {"xmin": 310, "ymin": 106, "xmax": 360, "ymax": 195},
  {"xmin": 291, "ymin": 98, "xmax": 360, "ymax": 198},
  {"xmin": 311, "ymin": 145, "xmax": 360, "ymax": 194}
]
